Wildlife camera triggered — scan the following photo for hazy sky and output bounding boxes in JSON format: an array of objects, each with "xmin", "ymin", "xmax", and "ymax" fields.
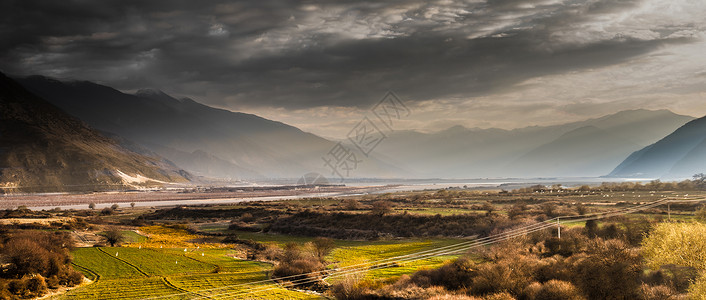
[{"xmin": 2, "ymin": 0, "xmax": 705, "ymax": 138}]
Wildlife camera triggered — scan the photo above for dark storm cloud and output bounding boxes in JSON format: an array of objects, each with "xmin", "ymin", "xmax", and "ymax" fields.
[{"xmin": 0, "ymin": 0, "xmax": 700, "ymax": 109}]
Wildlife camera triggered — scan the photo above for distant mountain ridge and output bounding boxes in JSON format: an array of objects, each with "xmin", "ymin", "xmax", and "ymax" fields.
[
  {"xmin": 0, "ymin": 72, "xmax": 191, "ymax": 193},
  {"xmin": 374, "ymin": 109, "xmax": 694, "ymax": 178},
  {"xmin": 609, "ymin": 115, "xmax": 706, "ymax": 179}
]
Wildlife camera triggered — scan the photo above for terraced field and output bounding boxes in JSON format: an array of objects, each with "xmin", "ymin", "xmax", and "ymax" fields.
[
  {"xmin": 61, "ymin": 225, "xmax": 463, "ymax": 299},
  {"xmin": 62, "ymin": 225, "xmax": 320, "ymax": 300},
  {"xmin": 64, "ymin": 246, "xmax": 319, "ymax": 299}
]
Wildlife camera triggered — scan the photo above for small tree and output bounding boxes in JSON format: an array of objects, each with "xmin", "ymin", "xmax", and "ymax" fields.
[
  {"xmin": 312, "ymin": 237, "xmax": 335, "ymax": 261},
  {"xmin": 103, "ymin": 228, "xmax": 125, "ymax": 247},
  {"xmin": 694, "ymin": 173, "xmax": 706, "ymax": 190},
  {"xmin": 371, "ymin": 200, "xmax": 393, "ymax": 216},
  {"xmin": 88, "ymin": 203, "xmax": 96, "ymax": 210},
  {"xmin": 130, "ymin": 202, "xmax": 136, "ymax": 208},
  {"xmin": 111, "ymin": 204, "xmax": 120, "ymax": 210}
]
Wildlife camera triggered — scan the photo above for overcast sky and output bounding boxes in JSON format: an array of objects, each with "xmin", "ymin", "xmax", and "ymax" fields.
[{"xmin": 2, "ymin": 0, "xmax": 705, "ymax": 138}]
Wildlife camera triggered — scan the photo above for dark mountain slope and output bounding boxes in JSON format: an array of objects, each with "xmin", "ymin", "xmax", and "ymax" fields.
[
  {"xmin": 0, "ymin": 73, "xmax": 190, "ymax": 193},
  {"xmin": 610, "ymin": 115, "xmax": 706, "ymax": 179},
  {"xmin": 17, "ymin": 77, "xmax": 335, "ymax": 178}
]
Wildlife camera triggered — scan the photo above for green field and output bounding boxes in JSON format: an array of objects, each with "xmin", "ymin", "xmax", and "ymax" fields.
[
  {"xmin": 63, "ymin": 246, "xmax": 319, "ymax": 299},
  {"xmin": 61, "ymin": 225, "xmax": 462, "ymax": 299},
  {"xmin": 328, "ymin": 239, "xmax": 460, "ymax": 281}
]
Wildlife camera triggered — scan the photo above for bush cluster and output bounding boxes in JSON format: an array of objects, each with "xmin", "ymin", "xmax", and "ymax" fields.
[
  {"xmin": 331, "ymin": 218, "xmax": 689, "ymax": 299},
  {"xmin": 0, "ymin": 231, "xmax": 83, "ymax": 298}
]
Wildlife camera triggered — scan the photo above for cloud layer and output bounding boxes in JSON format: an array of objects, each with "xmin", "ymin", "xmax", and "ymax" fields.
[{"xmin": 1, "ymin": 0, "xmax": 705, "ymax": 136}]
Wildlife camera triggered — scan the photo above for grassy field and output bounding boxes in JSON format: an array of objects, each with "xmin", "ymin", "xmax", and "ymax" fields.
[
  {"xmin": 64, "ymin": 247, "xmax": 319, "ymax": 299},
  {"xmin": 328, "ymin": 239, "xmax": 460, "ymax": 281},
  {"xmin": 61, "ymin": 225, "xmax": 462, "ymax": 299},
  {"xmin": 61, "ymin": 226, "xmax": 320, "ymax": 299}
]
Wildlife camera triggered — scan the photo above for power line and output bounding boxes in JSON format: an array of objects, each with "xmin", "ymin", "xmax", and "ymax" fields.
[
  {"xmin": 223, "ymin": 198, "xmax": 671, "ymax": 298},
  {"xmin": 146, "ymin": 197, "xmax": 686, "ymax": 299}
]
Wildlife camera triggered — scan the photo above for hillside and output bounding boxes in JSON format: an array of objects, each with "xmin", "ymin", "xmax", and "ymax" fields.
[
  {"xmin": 609, "ymin": 115, "xmax": 706, "ymax": 179},
  {"xmin": 0, "ymin": 73, "xmax": 190, "ymax": 193},
  {"xmin": 17, "ymin": 77, "xmax": 402, "ymax": 180}
]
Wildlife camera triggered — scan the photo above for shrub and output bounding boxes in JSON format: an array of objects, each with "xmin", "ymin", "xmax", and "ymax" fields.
[
  {"xmin": 342, "ymin": 199, "xmax": 361, "ymax": 210},
  {"xmin": 329, "ymin": 274, "xmax": 368, "ymax": 300},
  {"xmin": 371, "ymin": 200, "xmax": 393, "ymax": 216},
  {"xmin": 533, "ymin": 280, "xmax": 585, "ymax": 300},
  {"xmin": 688, "ymin": 272, "xmax": 706, "ymax": 299},
  {"xmin": 638, "ymin": 284, "xmax": 676, "ymax": 300},
  {"xmin": 272, "ymin": 243, "xmax": 325, "ymax": 289},
  {"xmin": 0, "ymin": 231, "xmax": 81, "ymax": 298},
  {"xmin": 470, "ymin": 256, "xmax": 536, "ymax": 296},
  {"xmin": 411, "ymin": 258, "xmax": 476, "ymax": 290},
  {"xmin": 571, "ymin": 239, "xmax": 642, "ymax": 300},
  {"xmin": 24, "ymin": 275, "xmax": 48, "ymax": 297},
  {"xmin": 484, "ymin": 292, "xmax": 516, "ymax": 300}
]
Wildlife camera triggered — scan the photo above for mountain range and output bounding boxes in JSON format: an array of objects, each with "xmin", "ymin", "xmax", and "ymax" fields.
[
  {"xmin": 373, "ymin": 109, "xmax": 695, "ymax": 178},
  {"xmin": 0, "ymin": 72, "xmax": 190, "ymax": 193},
  {"xmin": 17, "ymin": 76, "xmax": 401, "ymax": 180},
  {"xmin": 9, "ymin": 75, "xmax": 702, "ymax": 183}
]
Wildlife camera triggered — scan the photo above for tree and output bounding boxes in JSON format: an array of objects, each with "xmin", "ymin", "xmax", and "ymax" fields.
[
  {"xmin": 694, "ymin": 173, "xmax": 706, "ymax": 189},
  {"xmin": 312, "ymin": 237, "xmax": 335, "ymax": 261},
  {"xmin": 130, "ymin": 202, "xmax": 136, "ymax": 208},
  {"xmin": 371, "ymin": 200, "xmax": 393, "ymax": 216},
  {"xmin": 111, "ymin": 204, "xmax": 120, "ymax": 210},
  {"xmin": 643, "ymin": 222, "xmax": 706, "ymax": 299},
  {"xmin": 103, "ymin": 228, "xmax": 125, "ymax": 247},
  {"xmin": 88, "ymin": 203, "xmax": 96, "ymax": 210},
  {"xmin": 643, "ymin": 222, "xmax": 706, "ymax": 270}
]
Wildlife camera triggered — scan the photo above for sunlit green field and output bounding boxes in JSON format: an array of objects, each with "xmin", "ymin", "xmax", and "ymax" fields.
[
  {"xmin": 62, "ymin": 230, "xmax": 319, "ymax": 299},
  {"xmin": 328, "ymin": 239, "xmax": 460, "ymax": 281},
  {"xmin": 61, "ymin": 226, "xmax": 463, "ymax": 299}
]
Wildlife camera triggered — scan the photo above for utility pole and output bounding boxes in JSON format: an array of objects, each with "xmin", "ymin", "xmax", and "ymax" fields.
[{"xmin": 668, "ymin": 201, "xmax": 671, "ymax": 220}]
